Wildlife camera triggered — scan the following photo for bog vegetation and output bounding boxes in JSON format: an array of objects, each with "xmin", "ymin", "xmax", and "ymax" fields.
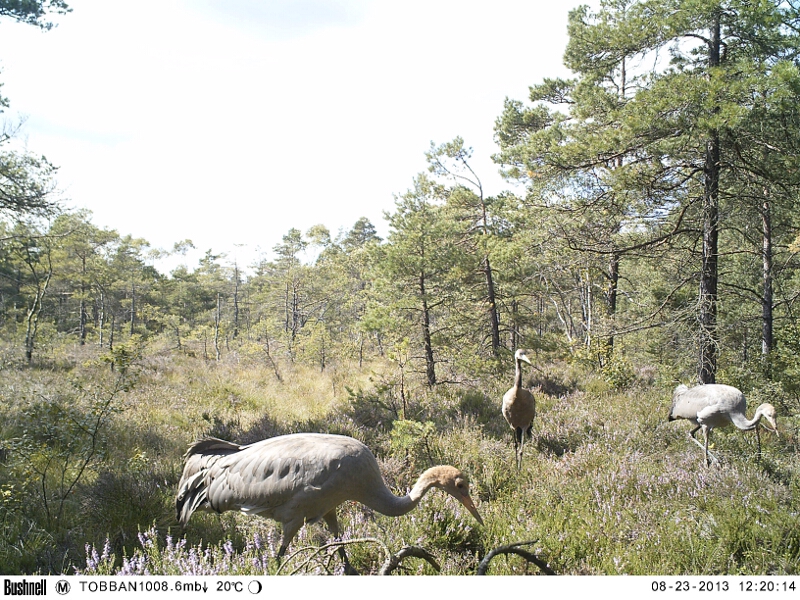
[{"xmin": 1, "ymin": 0, "xmax": 800, "ymax": 576}]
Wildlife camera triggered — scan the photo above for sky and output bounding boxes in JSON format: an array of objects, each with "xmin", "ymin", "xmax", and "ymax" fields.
[{"xmin": 0, "ymin": 0, "xmax": 589, "ymax": 272}]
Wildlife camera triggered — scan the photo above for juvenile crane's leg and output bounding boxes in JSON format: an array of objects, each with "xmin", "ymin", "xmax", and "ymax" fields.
[
  {"xmin": 756, "ymin": 425, "xmax": 762, "ymax": 461},
  {"xmin": 688, "ymin": 427, "xmax": 705, "ymax": 452},
  {"xmin": 514, "ymin": 427, "xmax": 523, "ymax": 470},
  {"xmin": 700, "ymin": 425, "xmax": 720, "ymax": 467},
  {"xmin": 689, "ymin": 425, "xmax": 719, "ymax": 466},
  {"xmin": 526, "ymin": 424, "xmax": 534, "ymax": 456}
]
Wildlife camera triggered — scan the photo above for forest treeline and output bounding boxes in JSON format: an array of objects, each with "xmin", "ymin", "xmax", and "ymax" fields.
[{"xmin": 4, "ymin": 1, "xmax": 800, "ymax": 393}]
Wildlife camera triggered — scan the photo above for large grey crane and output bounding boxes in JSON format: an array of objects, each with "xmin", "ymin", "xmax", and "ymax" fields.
[
  {"xmin": 668, "ymin": 383, "xmax": 778, "ymax": 466},
  {"xmin": 502, "ymin": 349, "xmax": 536, "ymax": 470},
  {"xmin": 176, "ymin": 432, "xmax": 483, "ymax": 569}
]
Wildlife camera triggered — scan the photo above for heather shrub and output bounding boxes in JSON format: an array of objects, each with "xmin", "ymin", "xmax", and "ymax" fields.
[{"xmin": 1, "ymin": 345, "xmax": 798, "ymax": 576}]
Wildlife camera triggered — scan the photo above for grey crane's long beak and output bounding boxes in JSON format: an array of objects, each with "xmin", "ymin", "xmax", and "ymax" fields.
[{"xmin": 459, "ymin": 494, "xmax": 484, "ymax": 526}]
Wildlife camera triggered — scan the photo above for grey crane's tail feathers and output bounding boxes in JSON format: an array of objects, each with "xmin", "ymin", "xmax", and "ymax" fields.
[
  {"xmin": 181, "ymin": 438, "xmax": 244, "ymax": 481},
  {"xmin": 176, "ymin": 437, "xmax": 243, "ymax": 526},
  {"xmin": 183, "ymin": 437, "xmax": 243, "ymax": 459},
  {"xmin": 176, "ymin": 471, "xmax": 210, "ymax": 526}
]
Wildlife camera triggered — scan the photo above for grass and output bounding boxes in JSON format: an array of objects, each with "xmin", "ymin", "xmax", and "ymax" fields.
[{"xmin": 1, "ymin": 341, "xmax": 799, "ymax": 575}]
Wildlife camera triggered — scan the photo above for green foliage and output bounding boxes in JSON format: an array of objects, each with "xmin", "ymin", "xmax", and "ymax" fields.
[
  {"xmin": 0, "ymin": 505, "xmax": 53, "ymax": 574},
  {"xmin": 0, "ymin": 0, "xmax": 70, "ymax": 30},
  {"xmin": 0, "ymin": 151, "xmax": 59, "ymax": 217},
  {"xmin": 769, "ymin": 331, "xmax": 800, "ymax": 397},
  {"xmin": 389, "ymin": 419, "xmax": 436, "ymax": 468},
  {"xmin": 101, "ymin": 334, "xmax": 145, "ymax": 379},
  {"xmin": 600, "ymin": 355, "xmax": 636, "ymax": 390},
  {"xmin": 6, "ymin": 376, "xmax": 126, "ymax": 531},
  {"xmin": 345, "ymin": 382, "xmax": 402, "ymax": 430}
]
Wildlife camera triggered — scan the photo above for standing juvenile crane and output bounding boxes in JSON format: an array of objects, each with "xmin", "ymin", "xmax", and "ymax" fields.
[
  {"xmin": 668, "ymin": 383, "xmax": 778, "ymax": 466},
  {"xmin": 502, "ymin": 349, "xmax": 536, "ymax": 470},
  {"xmin": 176, "ymin": 433, "xmax": 483, "ymax": 569}
]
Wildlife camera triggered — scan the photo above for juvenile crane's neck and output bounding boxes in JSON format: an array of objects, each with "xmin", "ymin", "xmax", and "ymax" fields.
[
  {"xmin": 729, "ymin": 406, "xmax": 765, "ymax": 431},
  {"xmin": 514, "ymin": 358, "xmax": 524, "ymax": 389}
]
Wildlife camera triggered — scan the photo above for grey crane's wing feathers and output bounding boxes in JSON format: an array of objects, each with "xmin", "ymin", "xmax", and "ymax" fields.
[{"xmin": 202, "ymin": 433, "xmax": 378, "ymax": 517}]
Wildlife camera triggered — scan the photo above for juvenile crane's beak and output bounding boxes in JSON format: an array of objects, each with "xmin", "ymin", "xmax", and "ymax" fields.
[
  {"xmin": 459, "ymin": 493, "xmax": 484, "ymax": 526},
  {"xmin": 760, "ymin": 405, "xmax": 779, "ymax": 437},
  {"xmin": 762, "ymin": 418, "xmax": 779, "ymax": 436}
]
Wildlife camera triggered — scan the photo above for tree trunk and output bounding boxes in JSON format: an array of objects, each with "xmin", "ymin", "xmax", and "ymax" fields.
[
  {"xmin": 24, "ymin": 289, "xmax": 44, "ymax": 364},
  {"xmin": 129, "ymin": 283, "xmax": 136, "ymax": 336},
  {"xmin": 109, "ymin": 313, "xmax": 115, "ymax": 352},
  {"xmin": 579, "ymin": 269, "xmax": 592, "ymax": 348},
  {"xmin": 510, "ymin": 298, "xmax": 519, "ymax": 351},
  {"xmin": 79, "ymin": 296, "xmax": 87, "ymax": 345},
  {"xmin": 232, "ymin": 263, "xmax": 240, "ymax": 339},
  {"xmin": 263, "ymin": 337, "xmax": 283, "ymax": 382},
  {"xmin": 214, "ymin": 292, "xmax": 222, "ymax": 361},
  {"xmin": 419, "ymin": 271, "xmax": 436, "ymax": 386},
  {"xmin": 79, "ymin": 255, "xmax": 87, "ymax": 345},
  {"xmin": 761, "ymin": 192, "xmax": 773, "ymax": 358},
  {"xmin": 98, "ymin": 291, "xmax": 105, "ymax": 348},
  {"xmin": 484, "ymin": 255, "xmax": 501, "ymax": 355},
  {"xmin": 698, "ymin": 12, "xmax": 721, "ymax": 385},
  {"xmin": 23, "ymin": 254, "xmax": 52, "ymax": 365},
  {"xmin": 606, "ymin": 251, "xmax": 619, "ymax": 357},
  {"xmin": 284, "ymin": 282, "xmax": 290, "ymax": 334}
]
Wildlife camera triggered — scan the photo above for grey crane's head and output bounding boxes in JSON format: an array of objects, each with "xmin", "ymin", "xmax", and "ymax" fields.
[
  {"xmin": 423, "ymin": 466, "xmax": 484, "ymax": 526},
  {"xmin": 756, "ymin": 403, "xmax": 778, "ymax": 433},
  {"xmin": 514, "ymin": 349, "xmax": 532, "ymax": 366}
]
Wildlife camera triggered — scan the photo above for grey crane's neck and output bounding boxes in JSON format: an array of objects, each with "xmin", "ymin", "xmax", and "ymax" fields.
[{"xmin": 364, "ymin": 470, "xmax": 440, "ymax": 517}]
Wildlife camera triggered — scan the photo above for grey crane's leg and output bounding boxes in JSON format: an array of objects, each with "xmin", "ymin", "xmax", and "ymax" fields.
[
  {"xmin": 322, "ymin": 510, "xmax": 358, "ymax": 575},
  {"xmin": 276, "ymin": 518, "xmax": 304, "ymax": 562}
]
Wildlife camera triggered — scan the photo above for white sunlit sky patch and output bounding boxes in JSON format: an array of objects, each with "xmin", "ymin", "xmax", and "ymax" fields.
[{"xmin": 0, "ymin": 0, "xmax": 593, "ymax": 272}]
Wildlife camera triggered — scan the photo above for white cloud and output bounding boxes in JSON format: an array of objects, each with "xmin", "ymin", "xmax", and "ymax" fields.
[{"xmin": 0, "ymin": 0, "xmax": 585, "ymax": 271}]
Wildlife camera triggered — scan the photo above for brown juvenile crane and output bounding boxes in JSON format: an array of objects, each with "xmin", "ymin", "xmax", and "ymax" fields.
[
  {"xmin": 668, "ymin": 383, "xmax": 778, "ymax": 466},
  {"xmin": 176, "ymin": 433, "xmax": 483, "ymax": 569},
  {"xmin": 502, "ymin": 349, "xmax": 536, "ymax": 470}
]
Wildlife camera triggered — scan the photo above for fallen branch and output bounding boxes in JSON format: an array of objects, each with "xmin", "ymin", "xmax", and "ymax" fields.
[
  {"xmin": 379, "ymin": 545, "xmax": 440, "ymax": 575},
  {"xmin": 277, "ymin": 537, "xmax": 440, "ymax": 575},
  {"xmin": 477, "ymin": 541, "xmax": 556, "ymax": 575}
]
